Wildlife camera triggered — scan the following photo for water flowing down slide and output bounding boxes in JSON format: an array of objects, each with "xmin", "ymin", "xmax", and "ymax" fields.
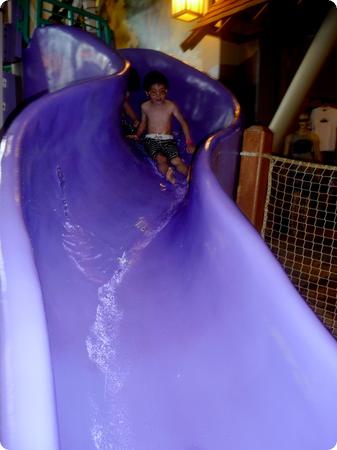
[{"xmin": 1, "ymin": 26, "xmax": 337, "ymax": 450}]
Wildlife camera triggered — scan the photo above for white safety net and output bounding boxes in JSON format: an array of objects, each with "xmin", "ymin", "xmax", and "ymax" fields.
[{"xmin": 261, "ymin": 156, "xmax": 337, "ymax": 337}]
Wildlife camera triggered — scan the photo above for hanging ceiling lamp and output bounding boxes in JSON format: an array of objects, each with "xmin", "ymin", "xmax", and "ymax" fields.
[{"xmin": 171, "ymin": 0, "xmax": 207, "ymax": 22}]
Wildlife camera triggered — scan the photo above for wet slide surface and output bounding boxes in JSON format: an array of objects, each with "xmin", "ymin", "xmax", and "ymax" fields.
[{"xmin": 1, "ymin": 26, "xmax": 337, "ymax": 450}]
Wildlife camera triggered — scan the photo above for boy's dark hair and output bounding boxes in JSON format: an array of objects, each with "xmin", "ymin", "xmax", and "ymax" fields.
[{"xmin": 143, "ymin": 70, "xmax": 169, "ymax": 92}]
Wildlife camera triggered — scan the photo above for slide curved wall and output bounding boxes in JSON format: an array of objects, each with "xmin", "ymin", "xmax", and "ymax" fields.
[{"xmin": 1, "ymin": 26, "xmax": 337, "ymax": 450}]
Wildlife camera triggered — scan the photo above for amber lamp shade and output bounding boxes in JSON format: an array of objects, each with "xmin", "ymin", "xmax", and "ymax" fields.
[{"xmin": 172, "ymin": 0, "xmax": 206, "ymax": 22}]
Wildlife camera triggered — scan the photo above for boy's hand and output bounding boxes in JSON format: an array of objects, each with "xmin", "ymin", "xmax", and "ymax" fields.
[
  {"xmin": 186, "ymin": 142, "xmax": 195, "ymax": 154},
  {"xmin": 126, "ymin": 134, "xmax": 140, "ymax": 140}
]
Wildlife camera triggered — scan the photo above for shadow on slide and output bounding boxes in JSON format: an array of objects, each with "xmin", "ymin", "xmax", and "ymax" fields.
[{"xmin": 1, "ymin": 26, "xmax": 337, "ymax": 450}]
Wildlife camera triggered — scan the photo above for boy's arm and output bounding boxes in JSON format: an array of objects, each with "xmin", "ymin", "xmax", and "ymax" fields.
[
  {"xmin": 128, "ymin": 104, "xmax": 147, "ymax": 140},
  {"xmin": 123, "ymin": 100, "xmax": 139, "ymax": 127},
  {"xmin": 172, "ymin": 103, "xmax": 195, "ymax": 153}
]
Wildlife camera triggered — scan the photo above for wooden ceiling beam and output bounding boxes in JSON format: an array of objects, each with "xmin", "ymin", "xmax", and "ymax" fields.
[
  {"xmin": 180, "ymin": 26, "xmax": 214, "ymax": 52},
  {"xmin": 180, "ymin": 0, "xmax": 270, "ymax": 50},
  {"xmin": 214, "ymin": 17, "xmax": 232, "ymax": 35},
  {"xmin": 192, "ymin": 0, "xmax": 269, "ymax": 30}
]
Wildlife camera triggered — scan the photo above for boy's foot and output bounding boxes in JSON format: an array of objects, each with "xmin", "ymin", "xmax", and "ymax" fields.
[{"xmin": 166, "ymin": 167, "xmax": 176, "ymax": 184}]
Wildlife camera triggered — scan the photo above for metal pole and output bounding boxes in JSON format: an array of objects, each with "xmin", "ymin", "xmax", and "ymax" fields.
[{"xmin": 269, "ymin": 6, "xmax": 337, "ymax": 152}]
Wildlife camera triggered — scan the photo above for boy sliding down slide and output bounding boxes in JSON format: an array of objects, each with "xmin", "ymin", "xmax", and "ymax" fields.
[{"xmin": 128, "ymin": 70, "xmax": 195, "ymax": 184}]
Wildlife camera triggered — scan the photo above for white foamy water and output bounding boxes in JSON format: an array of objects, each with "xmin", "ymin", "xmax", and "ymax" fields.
[
  {"xmin": 62, "ymin": 221, "xmax": 116, "ymax": 284},
  {"xmin": 85, "ymin": 183, "xmax": 187, "ymax": 449},
  {"xmin": 59, "ymin": 168, "xmax": 187, "ymax": 448}
]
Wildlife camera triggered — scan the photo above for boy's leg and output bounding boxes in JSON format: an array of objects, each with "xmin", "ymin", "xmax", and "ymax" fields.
[
  {"xmin": 170, "ymin": 156, "xmax": 189, "ymax": 177},
  {"xmin": 155, "ymin": 154, "xmax": 176, "ymax": 184},
  {"xmin": 165, "ymin": 167, "xmax": 176, "ymax": 184},
  {"xmin": 155, "ymin": 153, "xmax": 169, "ymax": 175}
]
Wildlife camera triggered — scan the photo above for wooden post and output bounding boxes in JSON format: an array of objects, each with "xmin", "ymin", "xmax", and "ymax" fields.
[{"xmin": 236, "ymin": 125, "xmax": 273, "ymax": 231}]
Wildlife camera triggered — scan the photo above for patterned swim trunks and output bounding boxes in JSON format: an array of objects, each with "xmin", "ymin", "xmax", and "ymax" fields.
[{"xmin": 144, "ymin": 134, "xmax": 179, "ymax": 161}]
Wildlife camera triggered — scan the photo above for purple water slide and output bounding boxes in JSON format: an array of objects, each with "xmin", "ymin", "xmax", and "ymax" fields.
[{"xmin": 1, "ymin": 26, "xmax": 337, "ymax": 450}]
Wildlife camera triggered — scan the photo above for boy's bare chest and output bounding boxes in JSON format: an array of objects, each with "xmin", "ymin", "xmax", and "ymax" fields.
[{"xmin": 146, "ymin": 104, "xmax": 172, "ymax": 123}]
